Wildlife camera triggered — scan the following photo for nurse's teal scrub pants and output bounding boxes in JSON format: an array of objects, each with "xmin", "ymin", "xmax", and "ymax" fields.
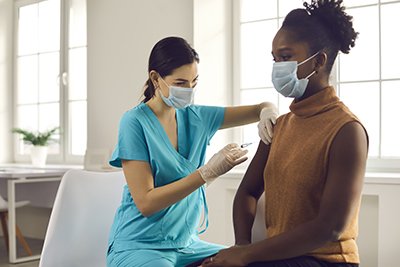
[{"xmin": 106, "ymin": 240, "xmax": 226, "ymax": 267}]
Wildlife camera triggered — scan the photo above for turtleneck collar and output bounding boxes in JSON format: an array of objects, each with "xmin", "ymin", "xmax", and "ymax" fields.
[{"xmin": 289, "ymin": 86, "xmax": 339, "ymax": 118}]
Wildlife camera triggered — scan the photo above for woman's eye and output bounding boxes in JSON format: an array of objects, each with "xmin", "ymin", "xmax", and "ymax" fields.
[{"xmin": 282, "ymin": 55, "xmax": 291, "ymax": 61}]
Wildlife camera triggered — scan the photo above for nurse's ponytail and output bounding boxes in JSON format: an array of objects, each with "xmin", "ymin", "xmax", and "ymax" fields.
[
  {"xmin": 142, "ymin": 37, "xmax": 199, "ymax": 103},
  {"xmin": 143, "ymin": 78, "xmax": 156, "ymax": 103}
]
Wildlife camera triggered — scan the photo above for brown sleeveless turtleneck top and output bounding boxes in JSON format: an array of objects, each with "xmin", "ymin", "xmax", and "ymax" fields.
[{"xmin": 264, "ymin": 86, "xmax": 368, "ymax": 263}]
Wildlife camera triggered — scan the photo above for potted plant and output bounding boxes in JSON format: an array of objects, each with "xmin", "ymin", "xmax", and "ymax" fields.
[{"xmin": 11, "ymin": 127, "xmax": 60, "ymax": 168}]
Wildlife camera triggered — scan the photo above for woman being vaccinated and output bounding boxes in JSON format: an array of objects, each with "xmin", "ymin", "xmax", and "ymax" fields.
[
  {"xmin": 106, "ymin": 36, "xmax": 279, "ymax": 267},
  {"xmin": 196, "ymin": 0, "xmax": 369, "ymax": 266}
]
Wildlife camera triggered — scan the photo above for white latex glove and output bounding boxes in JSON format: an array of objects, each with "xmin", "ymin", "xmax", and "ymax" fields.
[
  {"xmin": 198, "ymin": 143, "xmax": 248, "ymax": 186},
  {"xmin": 257, "ymin": 105, "xmax": 279, "ymax": 145}
]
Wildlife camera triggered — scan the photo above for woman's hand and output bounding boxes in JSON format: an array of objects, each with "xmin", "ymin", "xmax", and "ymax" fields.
[
  {"xmin": 258, "ymin": 106, "xmax": 279, "ymax": 145},
  {"xmin": 198, "ymin": 143, "xmax": 248, "ymax": 186},
  {"xmin": 199, "ymin": 245, "xmax": 249, "ymax": 267}
]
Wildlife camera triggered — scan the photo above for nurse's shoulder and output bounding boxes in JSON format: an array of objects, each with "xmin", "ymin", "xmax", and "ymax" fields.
[{"xmin": 118, "ymin": 102, "xmax": 148, "ymax": 131}]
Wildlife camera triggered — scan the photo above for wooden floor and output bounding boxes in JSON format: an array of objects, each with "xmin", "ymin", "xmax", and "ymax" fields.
[{"xmin": 0, "ymin": 237, "xmax": 43, "ymax": 267}]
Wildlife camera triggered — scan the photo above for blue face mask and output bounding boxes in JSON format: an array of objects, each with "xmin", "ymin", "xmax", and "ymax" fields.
[
  {"xmin": 158, "ymin": 74, "xmax": 196, "ymax": 109},
  {"xmin": 271, "ymin": 52, "xmax": 319, "ymax": 98}
]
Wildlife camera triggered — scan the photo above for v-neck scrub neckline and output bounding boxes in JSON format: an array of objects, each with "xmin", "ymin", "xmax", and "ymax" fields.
[{"xmin": 141, "ymin": 103, "xmax": 190, "ymax": 164}]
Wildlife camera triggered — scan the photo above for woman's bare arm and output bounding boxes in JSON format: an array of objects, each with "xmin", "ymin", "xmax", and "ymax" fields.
[
  {"xmin": 122, "ymin": 159, "xmax": 205, "ymax": 217},
  {"xmin": 220, "ymin": 102, "xmax": 275, "ymax": 129},
  {"xmin": 233, "ymin": 141, "xmax": 270, "ymax": 245}
]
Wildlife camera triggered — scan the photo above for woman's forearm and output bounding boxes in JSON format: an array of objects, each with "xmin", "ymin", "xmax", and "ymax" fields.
[
  {"xmin": 257, "ymin": 101, "xmax": 276, "ymax": 115},
  {"xmin": 129, "ymin": 169, "xmax": 205, "ymax": 217},
  {"xmin": 125, "ymin": 142, "xmax": 249, "ymax": 218},
  {"xmin": 242, "ymin": 217, "xmax": 339, "ymax": 264},
  {"xmin": 221, "ymin": 102, "xmax": 275, "ymax": 129},
  {"xmin": 233, "ymin": 192, "xmax": 258, "ymax": 245}
]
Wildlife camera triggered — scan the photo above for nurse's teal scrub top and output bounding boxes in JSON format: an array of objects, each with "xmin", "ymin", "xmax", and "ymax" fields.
[{"xmin": 108, "ymin": 102, "xmax": 225, "ymax": 252}]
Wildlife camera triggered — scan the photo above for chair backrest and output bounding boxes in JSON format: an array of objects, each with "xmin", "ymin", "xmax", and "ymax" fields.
[
  {"xmin": 39, "ymin": 169, "xmax": 126, "ymax": 267},
  {"xmin": 251, "ymin": 193, "xmax": 267, "ymax": 243}
]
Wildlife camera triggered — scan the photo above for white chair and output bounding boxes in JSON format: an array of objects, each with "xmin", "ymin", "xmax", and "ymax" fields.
[
  {"xmin": 0, "ymin": 194, "xmax": 33, "ymax": 256},
  {"xmin": 39, "ymin": 169, "xmax": 126, "ymax": 267},
  {"xmin": 251, "ymin": 193, "xmax": 267, "ymax": 243}
]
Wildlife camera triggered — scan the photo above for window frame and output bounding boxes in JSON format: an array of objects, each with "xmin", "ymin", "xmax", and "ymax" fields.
[
  {"xmin": 13, "ymin": 0, "xmax": 86, "ymax": 165},
  {"xmin": 336, "ymin": 1, "xmax": 400, "ymax": 173},
  {"xmin": 233, "ymin": 0, "xmax": 400, "ymax": 173}
]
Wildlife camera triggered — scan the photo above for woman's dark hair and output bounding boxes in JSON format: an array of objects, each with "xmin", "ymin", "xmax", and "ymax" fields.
[
  {"xmin": 282, "ymin": 0, "xmax": 358, "ymax": 74},
  {"xmin": 142, "ymin": 36, "xmax": 199, "ymax": 102}
]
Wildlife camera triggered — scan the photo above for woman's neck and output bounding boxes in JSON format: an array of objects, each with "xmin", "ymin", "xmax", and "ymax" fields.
[
  {"xmin": 296, "ymin": 78, "xmax": 330, "ymax": 103},
  {"xmin": 146, "ymin": 94, "xmax": 176, "ymax": 121}
]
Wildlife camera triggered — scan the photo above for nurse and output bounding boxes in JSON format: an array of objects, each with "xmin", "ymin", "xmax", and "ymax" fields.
[{"xmin": 106, "ymin": 36, "xmax": 279, "ymax": 267}]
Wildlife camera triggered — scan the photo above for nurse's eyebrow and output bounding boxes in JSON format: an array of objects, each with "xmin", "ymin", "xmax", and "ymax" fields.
[{"xmin": 174, "ymin": 75, "xmax": 199, "ymax": 82}]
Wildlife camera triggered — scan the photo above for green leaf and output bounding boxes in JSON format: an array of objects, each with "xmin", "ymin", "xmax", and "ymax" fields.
[{"xmin": 11, "ymin": 127, "xmax": 62, "ymax": 146}]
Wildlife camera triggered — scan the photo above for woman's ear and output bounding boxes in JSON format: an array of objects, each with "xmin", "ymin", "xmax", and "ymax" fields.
[
  {"xmin": 149, "ymin": 70, "xmax": 159, "ymax": 88},
  {"xmin": 315, "ymin": 52, "xmax": 328, "ymax": 73}
]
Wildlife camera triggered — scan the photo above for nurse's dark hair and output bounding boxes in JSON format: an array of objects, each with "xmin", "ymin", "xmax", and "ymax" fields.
[
  {"xmin": 142, "ymin": 36, "xmax": 199, "ymax": 102},
  {"xmin": 282, "ymin": 0, "xmax": 358, "ymax": 74}
]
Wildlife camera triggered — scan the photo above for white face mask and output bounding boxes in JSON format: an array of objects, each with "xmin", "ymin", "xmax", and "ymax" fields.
[
  {"xmin": 271, "ymin": 52, "xmax": 319, "ymax": 98},
  {"xmin": 158, "ymin": 74, "xmax": 196, "ymax": 109}
]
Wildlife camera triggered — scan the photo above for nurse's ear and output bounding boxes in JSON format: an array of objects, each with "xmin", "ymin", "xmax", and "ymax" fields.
[{"xmin": 149, "ymin": 70, "xmax": 160, "ymax": 89}]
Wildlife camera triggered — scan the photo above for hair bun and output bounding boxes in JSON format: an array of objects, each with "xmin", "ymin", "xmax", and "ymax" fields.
[{"xmin": 303, "ymin": 0, "xmax": 358, "ymax": 54}]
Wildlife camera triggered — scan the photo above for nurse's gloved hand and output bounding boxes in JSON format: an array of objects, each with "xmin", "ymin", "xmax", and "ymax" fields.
[
  {"xmin": 258, "ymin": 105, "xmax": 279, "ymax": 145},
  {"xmin": 198, "ymin": 143, "xmax": 248, "ymax": 186}
]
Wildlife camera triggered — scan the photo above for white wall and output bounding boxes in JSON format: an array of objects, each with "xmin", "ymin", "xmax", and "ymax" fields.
[
  {"xmin": 86, "ymin": 0, "xmax": 194, "ymax": 153},
  {"xmin": 0, "ymin": 0, "xmax": 13, "ymax": 163},
  {"xmin": 193, "ymin": 0, "xmax": 235, "ymax": 157}
]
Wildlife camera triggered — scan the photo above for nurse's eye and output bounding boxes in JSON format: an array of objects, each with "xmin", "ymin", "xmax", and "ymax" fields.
[
  {"xmin": 282, "ymin": 55, "xmax": 292, "ymax": 61},
  {"xmin": 174, "ymin": 82, "xmax": 187, "ymax": 87}
]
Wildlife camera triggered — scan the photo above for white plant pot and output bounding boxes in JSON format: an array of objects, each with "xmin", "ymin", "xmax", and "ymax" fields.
[{"xmin": 30, "ymin": 146, "xmax": 48, "ymax": 168}]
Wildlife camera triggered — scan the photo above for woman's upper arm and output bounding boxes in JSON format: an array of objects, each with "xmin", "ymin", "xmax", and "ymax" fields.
[
  {"xmin": 233, "ymin": 141, "xmax": 270, "ymax": 245},
  {"xmin": 121, "ymin": 159, "xmax": 154, "ymax": 211},
  {"xmin": 237, "ymin": 140, "xmax": 270, "ymax": 199},
  {"xmin": 317, "ymin": 121, "xmax": 368, "ymax": 236}
]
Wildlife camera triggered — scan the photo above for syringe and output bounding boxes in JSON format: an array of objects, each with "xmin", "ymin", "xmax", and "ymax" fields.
[{"xmin": 240, "ymin": 142, "xmax": 254, "ymax": 148}]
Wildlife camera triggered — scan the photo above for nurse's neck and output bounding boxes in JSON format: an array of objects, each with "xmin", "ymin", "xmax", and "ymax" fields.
[{"xmin": 146, "ymin": 94, "xmax": 176, "ymax": 121}]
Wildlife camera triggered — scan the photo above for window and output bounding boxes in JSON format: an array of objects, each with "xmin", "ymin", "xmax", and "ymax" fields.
[
  {"xmin": 233, "ymin": 0, "xmax": 303, "ymax": 157},
  {"xmin": 14, "ymin": 0, "xmax": 87, "ymax": 164},
  {"xmin": 235, "ymin": 0, "xmax": 400, "ymax": 172},
  {"xmin": 337, "ymin": 0, "xmax": 400, "ymax": 171}
]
